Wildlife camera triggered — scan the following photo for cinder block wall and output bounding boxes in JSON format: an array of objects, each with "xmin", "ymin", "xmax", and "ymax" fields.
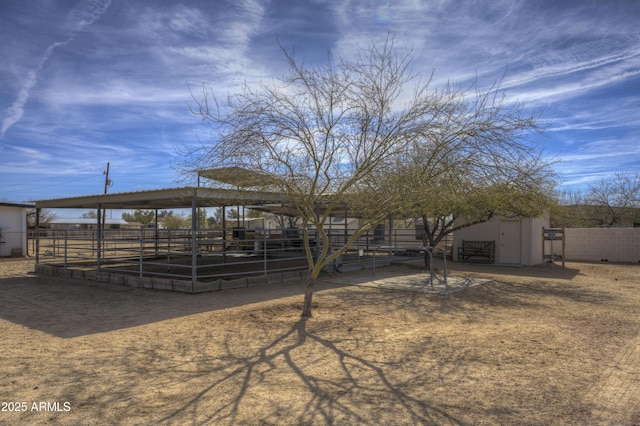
[{"xmin": 563, "ymin": 228, "xmax": 640, "ymax": 263}]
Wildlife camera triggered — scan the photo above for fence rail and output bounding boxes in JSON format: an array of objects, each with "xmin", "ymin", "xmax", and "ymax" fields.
[{"xmin": 32, "ymin": 227, "xmax": 434, "ymax": 284}]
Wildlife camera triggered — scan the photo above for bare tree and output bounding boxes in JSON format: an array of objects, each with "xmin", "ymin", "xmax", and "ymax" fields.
[
  {"xmin": 186, "ymin": 38, "xmax": 458, "ymax": 318},
  {"xmin": 185, "ymin": 38, "xmax": 553, "ymax": 317},
  {"xmin": 585, "ymin": 172, "xmax": 640, "ymax": 226},
  {"xmin": 586, "ymin": 172, "xmax": 640, "ymax": 226},
  {"xmin": 551, "ymin": 189, "xmax": 592, "ymax": 227},
  {"xmin": 27, "ymin": 208, "xmax": 56, "ymax": 227},
  {"xmin": 552, "ymin": 173, "xmax": 640, "ymax": 227}
]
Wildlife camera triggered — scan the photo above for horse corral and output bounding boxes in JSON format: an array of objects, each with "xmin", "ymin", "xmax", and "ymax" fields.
[{"xmin": 34, "ymin": 187, "xmax": 433, "ymax": 291}]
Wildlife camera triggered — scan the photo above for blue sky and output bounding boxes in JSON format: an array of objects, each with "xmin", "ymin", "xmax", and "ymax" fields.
[{"xmin": 1, "ymin": 0, "xmax": 639, "ymax": 205}]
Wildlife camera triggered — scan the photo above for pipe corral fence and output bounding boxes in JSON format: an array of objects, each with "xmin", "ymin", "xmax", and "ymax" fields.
[
  {"xmin": 31, "ymin": 186, "xmax": 453, "ymax": 292},
  {"xmin": 34, "ymin": 227, "xmax": 441, "ymax": 293}
]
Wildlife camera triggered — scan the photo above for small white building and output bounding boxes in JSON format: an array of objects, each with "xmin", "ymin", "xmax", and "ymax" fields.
[
  {"xmin": 453, "ymin": 215, "xmax": 548, "ymax": 266},
  {"xmin": 0, "ymin": 202, "xmax": 33, "ymax": 257}
]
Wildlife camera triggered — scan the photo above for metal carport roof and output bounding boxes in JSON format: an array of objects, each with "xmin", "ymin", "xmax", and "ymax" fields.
[{"xmin": 34, "ymin": 187, "xmax": 287, "ymax": 210}]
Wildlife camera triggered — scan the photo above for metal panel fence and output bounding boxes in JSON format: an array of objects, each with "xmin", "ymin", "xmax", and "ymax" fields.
[{"xmin": 34, "ymin": 227, "xmax": 431, "ymax": 283}]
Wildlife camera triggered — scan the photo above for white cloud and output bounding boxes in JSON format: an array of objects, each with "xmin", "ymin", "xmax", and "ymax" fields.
[
  {"xmin": 1, "ymin": 0, "xmax": 111, "ymax": 138},
  {"xmin": 3, "ymin": 0, "xmax": 640, "ymax": 200},
  {"xmin": 1, "ymin": 40, "xmax": 70, "ymax": 137},
  {"xmin": 65, "ymin": 0, "xmax": 112, "ymax": 31},
  {"xmin": 166, "ymin": 4, "xmax": 209, "ymax": 34},
  {"xmin": 42, "ymin": 78, "xmax": 190, "ymax": 107}
]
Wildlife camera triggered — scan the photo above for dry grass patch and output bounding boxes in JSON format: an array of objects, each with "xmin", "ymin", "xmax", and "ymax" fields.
[{"xmin": 0, "ymin": 258, "xmax": 638, "ymax": 425}]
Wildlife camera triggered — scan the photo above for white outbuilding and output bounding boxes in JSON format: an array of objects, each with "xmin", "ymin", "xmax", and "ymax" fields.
[
  {"xmin": 0, "ymin": 202, "xmax": 33, "ymax": 257},
  {"xmin": 453, "ymin": 215, "xmax": 549, "ymax": 266}
]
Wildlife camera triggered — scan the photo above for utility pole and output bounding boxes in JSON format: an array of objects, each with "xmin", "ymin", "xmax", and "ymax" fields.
[
  {"xmin": 102, "ymin": 162, "xmax": 112, "ymax": 230},
  {"xmin": 103, "ymin": 162, "xmax": 111, "ymax": 194}
]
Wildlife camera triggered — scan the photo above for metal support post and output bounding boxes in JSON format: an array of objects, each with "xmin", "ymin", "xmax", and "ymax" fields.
[
  {"xmin": 35, "ymin": 208, "xmax": 40, "ymax": 264},
  {"xmin": 64, "ymin": 230, "xmax": 68, "ymax": 269},
  {"xmin": 191, "ymin": 194, "xmax": 198, "ymax": 292},
  {"xmin": 139, "ymin": 230, "xmax": 144, "ymax": 278},
  {"xmin": 263, "ymin": 229, "xmax": 268, "ymax": 277},
  {"xmin": 96, "ymin": 203, "xmax": 101, "ymax": 272}
]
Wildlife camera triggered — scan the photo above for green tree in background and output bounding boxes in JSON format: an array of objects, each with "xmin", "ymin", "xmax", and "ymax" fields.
[{"xmin": 122, "ymin": 209, "xmax": 155, "ymax": 226}]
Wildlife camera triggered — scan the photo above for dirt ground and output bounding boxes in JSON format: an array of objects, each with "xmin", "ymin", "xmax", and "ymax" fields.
[{"xmin": 0, "ymin": 257, "xmax": 638, "ymax": 425}]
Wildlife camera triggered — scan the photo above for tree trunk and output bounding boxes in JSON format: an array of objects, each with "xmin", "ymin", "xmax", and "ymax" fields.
[
  {"xmin": 422, "ymin": 231, "xmax": 432, "ymax": 269},
  {"xmin": 421, "ymin": 215, "xmax": 431, "ymax": 269},
  {"xmin": 301, "ymin": 275, "xmax": 315, "ymax": 319}
]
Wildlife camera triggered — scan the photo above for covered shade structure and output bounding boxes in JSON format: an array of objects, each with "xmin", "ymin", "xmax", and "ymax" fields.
[
  {"xmin": 33, "ymin": 185, "xmax": 399, "ymax": 292},
  {"xmin": 34, "ymin": 187, "xmax": 298, "ymax": 292},
  {"xmin": 197, "ymin": 167, "xmax": 277, "ymax": 188},
  {"xmin": 35, "ymin": 186, "xmax": 285, "ymax": 210}
]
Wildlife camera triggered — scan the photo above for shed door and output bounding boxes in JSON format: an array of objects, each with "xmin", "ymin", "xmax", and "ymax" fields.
[{"xmin": 500, "ymin": 220, "xmax": 522, "ymax": 264}]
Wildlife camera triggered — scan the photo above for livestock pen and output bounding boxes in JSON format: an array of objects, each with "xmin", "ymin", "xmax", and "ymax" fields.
[{"xmin": 34, "ymin": 187, "xmax": 430, "ymax": 292}]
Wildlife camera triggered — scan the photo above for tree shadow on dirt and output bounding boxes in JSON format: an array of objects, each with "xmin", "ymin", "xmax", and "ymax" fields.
[
  {"xmin": 408, "ymin": 276, "xmax": 607, "ymax": 308},
  {"xmin": 0, "ymin": 260, "xmax": 605, "ymax": 339},
  {"xmin": 154, "ymin": 318, "xmax": 468, "ymax": 425},
  {"xmin": 0, "ymin": 271, "xmax": 348, "ymax": 338},
  {"xmin": 396, "ymin": 258, "xmax": 584, "ymax": 281},
  {"xmin": 320, "ymin": 266, "xmax": 615, "ymax": 325},
  {"xmin": 429, "ymin": 278, "xmax": 616, "ymax": 324}
]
